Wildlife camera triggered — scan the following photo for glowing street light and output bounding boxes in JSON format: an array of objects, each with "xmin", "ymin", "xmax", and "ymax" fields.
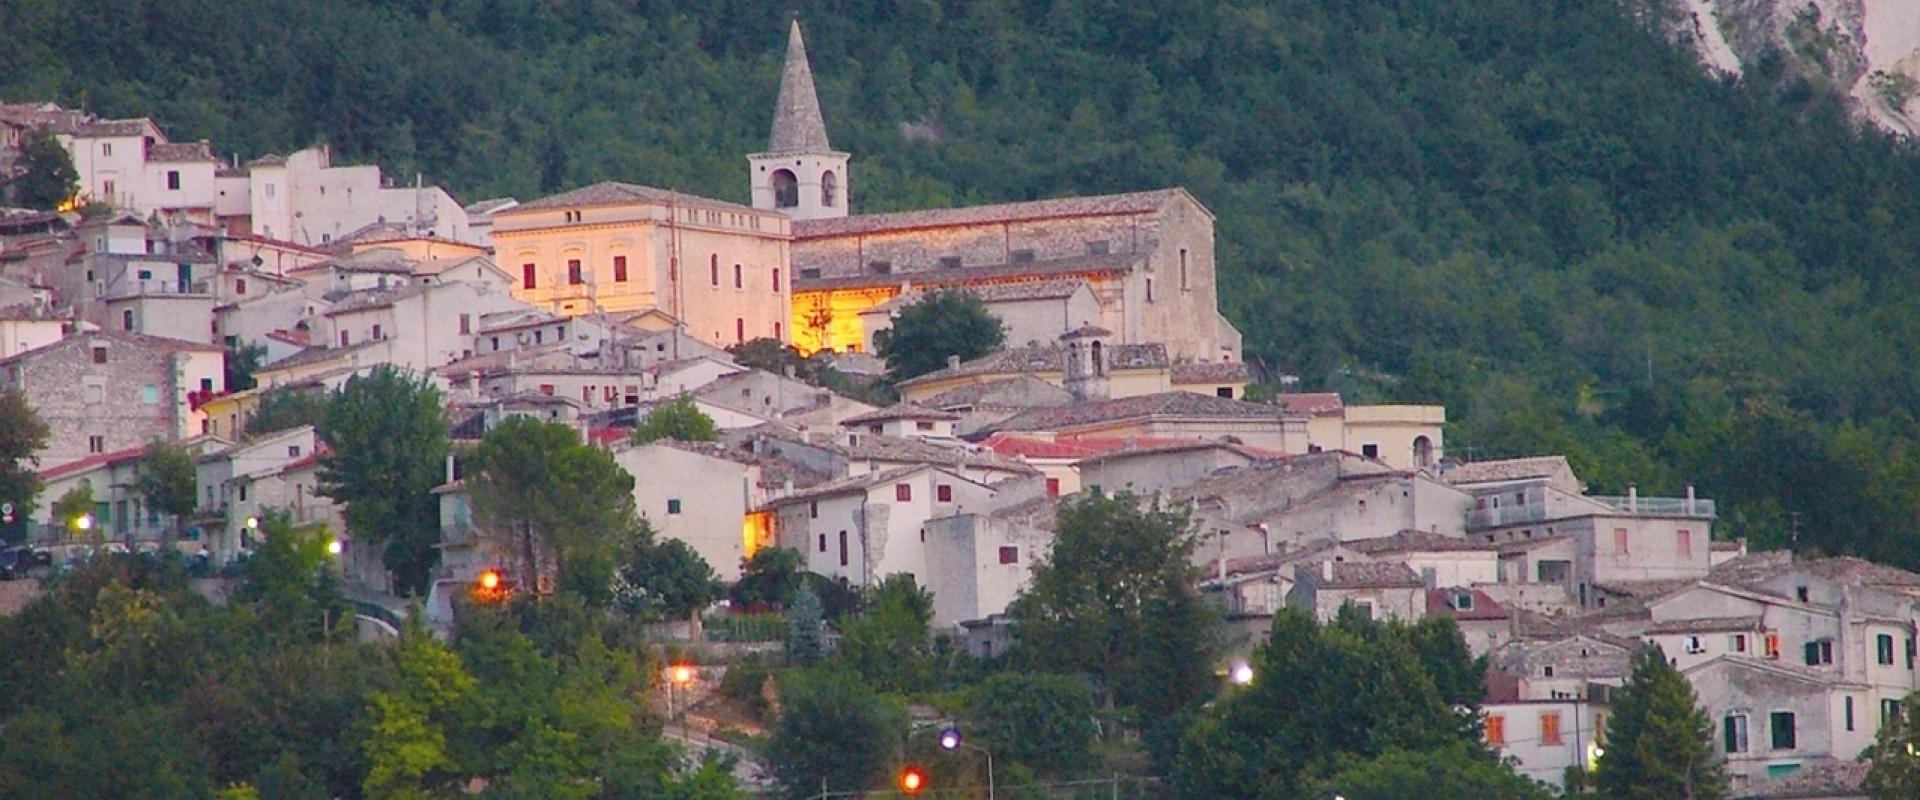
[
  {"xmin": 1229, "ymin": 660, "xmax": 1255, "ymax": 686},
  {"xmin": 478, "ymin": 569, "xmax": 502, "ymax": 591},
  {"xmin": 71, "ymin": 513, "xmax": 93, "ymax": 533},
  {"xmin": 936, "ymin": 727, "xmax": 994, "ymax": 800},
  {"xmin": 326, "ymin": 539, "xmax": 344, "ymax": 556},
  {"xmin": 898, "ymin": 764, "xmax": 927, "ymax": 795}
]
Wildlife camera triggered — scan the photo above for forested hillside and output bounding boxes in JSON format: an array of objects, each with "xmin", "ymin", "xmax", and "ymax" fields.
[{"xmin": 7, "ymin": 0, "xmax": 1920, "ymax": 564}]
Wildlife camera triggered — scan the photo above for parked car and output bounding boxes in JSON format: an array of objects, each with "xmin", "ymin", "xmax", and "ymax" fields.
[{"xmin": 0, "ymin": 546, "xmax": 48, "ymax": 579}]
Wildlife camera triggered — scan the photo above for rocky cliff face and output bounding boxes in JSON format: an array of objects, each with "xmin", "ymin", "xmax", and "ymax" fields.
[{"xmin": 1664, "ymin": 0, "xmax": 1920, "ymax": 134}]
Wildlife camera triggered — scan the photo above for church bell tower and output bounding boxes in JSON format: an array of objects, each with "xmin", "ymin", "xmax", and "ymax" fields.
[{"xmin": 749, "ymin": 20, "xmax": 849, "ymax": 221}]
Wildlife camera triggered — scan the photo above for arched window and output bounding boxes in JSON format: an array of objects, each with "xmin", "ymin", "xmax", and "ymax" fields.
[
  {"xmin": 772, "ymin": 169, "xmax": 798, "ymax": 208},
  {"xmin": 1090, "ymin": 341, "xmax": 1105, "ymax": 376},
  {"xmin": 821, "ymin": 170, "xmax": 838, "ymax": 207},
  {"xmin": 1413, "ymin": 436, "xmax": 1434, "ymax": 468}
]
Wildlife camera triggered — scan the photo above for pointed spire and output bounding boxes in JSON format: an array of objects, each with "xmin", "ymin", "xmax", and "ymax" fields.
[{"xmin": 767, "ymin": 19, "xmax": 833, "ymax": 154}]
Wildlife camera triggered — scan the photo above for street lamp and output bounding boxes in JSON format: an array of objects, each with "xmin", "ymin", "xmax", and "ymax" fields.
[
  {"xmin": 71, "ymin": 512, "xmax": 93, "ymax": 533},
  {"xmin": 666, "ymin": 664, "xmax": 696, "ymax": 728},
  {"xmin": 326, "ymin": 538, "xmax": 344, "ymax": 556},
  {"xmin": 937, "ymin": 727, "xmax": 994, "ymax": 800},
  {"xmin": 1229, "ymin": 660, "xmax": 1255, "ymax": 686}
]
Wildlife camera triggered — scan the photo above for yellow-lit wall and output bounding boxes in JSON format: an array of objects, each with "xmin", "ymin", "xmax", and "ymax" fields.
[
  {"xmin": 791, "ymin": 286, "xmax": 897, "ymax": 354},
  {"xmin": 743, "ymin": 510, "xmax": 774, "ymax": 561}
]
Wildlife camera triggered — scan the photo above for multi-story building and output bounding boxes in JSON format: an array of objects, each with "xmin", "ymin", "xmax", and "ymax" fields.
[{"xmin": 0, "ymin": 329, "xmax": 224, "ymax": 469}]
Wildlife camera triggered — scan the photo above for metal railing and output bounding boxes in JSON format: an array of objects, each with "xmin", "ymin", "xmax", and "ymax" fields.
[{"xmin": 1591, "ymin": 496, "xmax": 1716, "ymax": 518}]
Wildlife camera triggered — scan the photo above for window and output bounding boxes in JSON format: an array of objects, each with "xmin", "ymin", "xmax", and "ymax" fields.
[
  {"xmin": 1179, "ymin": 247, "xmax": 1190, "ymax": 289},
  {"xmin": 1724, "ymin": 713, "xmax": 1749, "ymax": 753},
  {"xmin": 567, "ymin": 259, "xmax": 583, "ymax": 285},
  {"xmin": 1354, "ymin": 601, "xmax": 1374, "ymax": 620},
  {"xmin": 288, "ymin": 445, "xmax": 301, "ymax": 458},
  {"xmin": 1796, "ymin": 586, "xmax": 1810, "ymax": 602},
  {"xmin": 916, "ymin": 421, "xmax": 935, "ymax": 432},
  {"xmin": 936, "ymin": 485, "xmax": 953, "ymax": 503},
  {"xmin": 1540, "ymin": 712, "xmax": 1563, "ymax": 746},
  {"xmin": 1361, "ymin": 443, "xmax": 1379, "ymax": 459},
  {"xmin": 91, "ymin": 345, "xmax": 107, "ymax": 364},
  {"xmin": 1804, "ymin": 639, "xmax": 1833, "ymax": 666},
  {"xmin": 800, "ymin": 267, "xmax": 820, "ymax": 279},
  {"xmin": 981, "ymin": 543, "xmax": 1014, "ymax": 565},
  {"xmin": 809, "ymin": 501, "xmax": 818, "ymax": 520},
  {"xmin": 1485, "ymin": 714, "xmax": 1505, "ymax": 746},
  {"xmin": 234, "ymin": 278, "xmax": 247, "ymax": 295},
  {"xmin": 774, "ymin": 321, "xmax": 783, "ymax": 339},
  {"xmin": 491, "ymin": 337, "xmax": 500, "ymax": 351},
  {"xmin": 1677, "ymin": 529, "xmax": 1692, "ymax": 558},
  {"xmin": 1880, "ymin": 634, "xmax": 1897, "ymax": 665},
  {"xmin": 772, "ymin": 268, "xmax": 781, "ymax": 292},
  {"xmin": 1216, "ymin": 387, "xmax": 1234, "ymax": 398},
  {"xmin": 821, "ymin": 170, "xmax": 837, "ymax": 206},
  {"xmin": 772, "ymin": 169, "xmax": 798, "ymax": 208},
  {"xmin": 1045, "ymin": 478, "xmax": 1061, "ymax": 497},
  {"xmin": 102, "ymin": 142, "xmax": 112, "ymax": 156},
  {"xmin": 1770, "ymin": 711, "xmax": 1796, "ymax": 750},
  {"xmin": 1766, "ymin": 633, "xmax": 1781, "ymax": 659},
  {"xmin": 735, "ymin": 318, "xmax": 745, "ymax": 344},
  {"xmin": 1685, "ymin": 635, "xmax": 1704, "ymax": 654},
  {"xmin": 1009, "ymin": 249, "xmax": 1035, "ymax": 264},
  {"xmin": 238, "ymin": 483, "xmax": 248, "ymax": 502},
  {"xmin": 88, "ymin": 435, "xmax": 105, "ymax": 453},
  {"xmin": 1732, "ymin": 633, "xmax": 1748, "ymax": 653},
  {"xmin": 539, "ymin": 384, "xmax": 554, "ymax": 396},
  {"xmin": 122, "ymin": 309, "xmax": 135, "ymax": 331},
  {"xmin": 522, "ymin": 263, "xmax": 536, "ymax": 289},
  {"xmin": 868, "ymin": 260, "xmax": 892, "ymax": 275},
  {"xmin": 459, "ymin": 314, "xmax": 471, "ymax": 335},
  {"xmin": 1614, "ymin": 528, "xmax": 1630, "ymax": 555},
  {"xmin": 838, "ymin": 530, "xmax": 848, "ymax": 567},
  {"xmin": 1146, "ymin": 277, "xmax": 1155, "ymax": 302},
  {"xmin": 613, "ymin": 255, "xmax": 628, "ymax": 282},
  {"xmin": 1455, "ymin": 593, "xmax": 1474, "ymax": 611},
  {"xmin": 167, "ymin": 170, "xmax": 180, "ymax": 190},
  {"xmin": 140, "ymin": 384, "xmax": 158, "ymax": 405},
  {"xmin": 340, "ymin": 331, "xmax": 350, "ymax": 347},
  {"xmin": 667, "ymin": 499, "xmax": 682, "ymax": 515},
  {"xmin": 895, "ymin": 484, "xmax": 912, "ymax": 502},
  {"xmin": 817, "ymin": 533, "xmax": 827, "ymax": 553},
  {"xmin": 1542, "ymin": 666, "xmax": 1554, "ymax": 678},
  {"xmin": 710, "ymin": 255, "xmax": 719, "ymax": 286},
  {"xmin": 103, "ymin": 179, "xmax": 116, "ymax": 199},
  {"xmin": 263, "ymin": 182, "xmax": 274, "ymax": 198},
  {"xmin": 371, "ymin": 324, "xmax": 383, "ymax": 340},
  {"xmin": 938, "ymin": 256, "xmax": 962, "ymax": 270},
  {"xmin": 1845, "ymin": 696, "xmax": 1855, "ymax": 731},
  {"xmin": 733, "ymin": 263, "xmax": 743, "ymax": 289},
  {"xmin": 1086, "ymin": 240, "xmax": 1109, "ymax": 255},
  {"xmin": 1884, "ymin": 699, "xmax": 1902, "ymax": 729}
]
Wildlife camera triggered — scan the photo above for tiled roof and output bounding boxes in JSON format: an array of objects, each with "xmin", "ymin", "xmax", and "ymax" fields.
[
  {"xmin": 843, "ymin": 434, "xmax": 1036, "ymax": 474},
  {"xmin": 1444, "ymin": 455, "xmax": 1572, "ymax": 485},
  {"xmin": 987, "ymin": 391, "xmax": 1289, "ymax": 434},
  {"xmin": 840, "ymin": 403, "xmax": 959, "ymax": 425},
  {"xmin": 1074, "ymin": 439, "xmax": 1282, "ymax": 468},
  {"xmin": 464, "ymin": 197, "xmax": 519, "ymax": 216},
  {"xmin": 506, "ymin": 181, "xmax": 754, "ymax": 214},
  {"xmin": 263, "ymin": 339, "xmax": 385, "ymax": 372},
  {"xmin": 764, "ymin": 21, "xmax": 834, "ymax": 154},
  {"xmin": 1275, "ymin": 392, "xmax": 1343, "ymax": 415},
  {"xmin": 247, "ymin": 154, "xmax": 287, "ymax": 167},
  {"xmin": 324, "ymin": 285, "xmax": 430, "ymax": 316},
  {"xmin": 1349, "ymin": 530, "xmax": 1497, "ymax": 554},
  {"xmin": 862, "ymin": 280, "xmax": 1091, "ymax": 316},
  {"xmin": 896, "ymin": 342, "xmax": 1167, "ymax": 389},
  {"xmin": 1427, "ymin": 588, "xmax": 1509, "ymax": 621},
  {"xmin": 1801, "ymin": 556, "xmax": 1920, "ymax": 587},
  {"xmin": 1711, "ymin": 539, "xmax": 1745, "ymax": 552},
  {"xmin": 793, "ymin": 188, "xmax": 1191, "ymax": 239},
  {"xmin": 1734, "ymin": 759, "xmax": 1868, "ymax": 799},
  {"xmin": 1171, "ymin": 362, "xmax": 1250, "ymax": 384},
  {"xmin": 1645, "ymin": 616, "xmax": 1764, "ymax": 635},
  {"xmin": 38, "ymin": 444, "xmax": 149, "ymax": 480},
  {"xmin": 1059, "ymin": 323, "xmax": 1112, "ymax": 339},
  {"xmin": 1310, "ymin": 561, "xmax": 1424, "ymax": 589},
  {"xmin": 764, "ymin": 465, "xmax": 927, "ymax": 507},
  {"xmin": 1708, "ymin": 550, "xmax": 1796, "ymax": 587},
  {"xmin": 0, "ymin": 328, "xmax": 222, "ymax": 365},
  {"xmin": 793, "ymin": 251, "xmax": 1144, "ymax": 292},
  {"xmin": 920, "ymin": 377, "xmax": 1073, "ymax": 411},
  {"xmin": 1493, "ymin": 534, "xmax": 1574, "ymax": 553},
  {"xmin": 70, "ymin": 118, "xmax": 151, "ymax": 137},
  {"xmin": 1592, "ymin": 579, "xmax": 1697, "ymax": 600},
  {"xmin": 147, "ymin": 141, "xmax": 218, "ymax": 163}
]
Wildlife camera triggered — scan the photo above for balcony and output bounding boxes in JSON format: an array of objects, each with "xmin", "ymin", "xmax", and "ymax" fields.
[
  {"xmin": 1591, "ymin": 495, "xmax": 1716, "ymax": 518},
  {"xmin": 1469, "ymin": 504, "xmax": 1547, "ymax": 529}
]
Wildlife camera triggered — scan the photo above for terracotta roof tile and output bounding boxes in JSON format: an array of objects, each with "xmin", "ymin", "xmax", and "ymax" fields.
[
  {"xmin": 840, "ymin": 403, "xmax": 960, "ymax": 425},
  {"xmin": 897, "ymin": 342, "xmax": 1167, "ymax": 389},
  {"xmin": 1645, "ymin": 615, "xmax": 1764, "ymax": 635},
  {"xmin": 1309, "ymin": 561, "xmax": 1424, "ymax": 589},
  {"xmin": 147, "ymin": 141, "xmax": 218, "ymax": 163},
  {"xmin": 1171, "ymin": 362, "xmax": 1250, "ymax": 384},
  {"xmin": 1444, "ymin": 456, "xmax": 1572, "ymax": 485},
  {"xmin": 793, "ymin": 188, "xmax": 1191, "ymax": 239},
  {"xmin": 987, "ymin": 391, "xmax": 1288, "ymax": 433},
  {"xmin": 1275, "ymin": 392, "xmax": 1343, "ymax": 415},
  {"xmin": 1349, "ymin": 530, "xmax": 1498, "ymax": 554}
]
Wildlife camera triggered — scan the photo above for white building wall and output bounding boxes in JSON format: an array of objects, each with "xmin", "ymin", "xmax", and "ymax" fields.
[
  {"xmin": 1485, "ymin": 699, "xmax": 1602, "ymax": 791},
  {"xmin": 618, "ymin": 445, "xmax": 754, "ymax": 582}
]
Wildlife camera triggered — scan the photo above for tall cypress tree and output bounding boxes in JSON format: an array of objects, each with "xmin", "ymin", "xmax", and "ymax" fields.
[{"xmin": 1595, "ymin": 646, "xmax": 1728, "ymax": 800}]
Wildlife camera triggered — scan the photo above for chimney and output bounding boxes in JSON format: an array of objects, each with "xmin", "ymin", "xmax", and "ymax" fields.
[
  {"xmin": 1320, "ymin": 560, "xmax": 1333, "ymax": 582},
  {"xmin": 1627, "ymin": 483, "xmax": 1638, "ymax": 513},
  {"xmin": 1685, "ymin": 484, "xmax": 1696, "ymax": 514},
  {"xmin": 946, "ymin": 354, "xmax": 960, "ymax": 370}
]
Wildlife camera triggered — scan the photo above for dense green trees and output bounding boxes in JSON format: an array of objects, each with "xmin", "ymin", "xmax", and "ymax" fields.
[
  {"xmin": 1864, "ymin": 694, "xmax": 1920, "ymax": 799},
  {"xmin": 0, "ymin": 390, "xmax": 49, "ymax": 544},
  {"xmin": 135, "ymin": 439, "xmax": 198, "ymax": 541},
  {"xmin": 1008, "ymin": 493, "xmax": 1217, "ymax": 718},
  {"xmin": 766, "ymin": 668, "xmax": 908, "ymax": 800},
  {"xmin": 1172, "ymin": 607, "xmax": 1505, "ymax": 799},
  {"xmin": 631, "ymin": 396, "xmax": 720, "ymax": 445},
  {"xmin": 4, "ymin": 129, "xmax": 77, "ymax": 209},
  {"xmin": 1594, "ymin": 646, "xmax": 1728, "ymax": 800},
  {"xmin": 467, "ymin": 415, "xmax": 640, "ymax": 601},
  {"xmin": 316, "ymin": 366, "xmax": 449, "ymax": 594},
  {"xmin": 877, "ymin": 290, "xmax": 1006, "ymax": 382},
  {"xmin": 611, "ymin": 533, "xmax": 723, "ymax": 624},
  {"xmin": 246, "ymin": 388, "xmax": 330, "ymax": 438}
]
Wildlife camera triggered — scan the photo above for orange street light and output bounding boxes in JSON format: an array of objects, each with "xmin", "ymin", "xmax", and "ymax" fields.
[{"xmin": 898, "ymin": 764, "xmax": 927, "ymax": 795}]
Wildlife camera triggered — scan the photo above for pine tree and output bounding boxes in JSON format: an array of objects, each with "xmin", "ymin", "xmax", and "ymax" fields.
[
  {"xmin": 1594, "ymin": 646, "xmax": 1728, "ymax": 800},
  {"xmin": 786, "ymin": 582, "xmax": 826, "ymax": 664}
]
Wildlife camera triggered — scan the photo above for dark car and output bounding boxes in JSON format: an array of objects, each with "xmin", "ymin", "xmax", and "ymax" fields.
[{"xmin": 0, "ymin": 546, "xmax": 52, "ymax": 579}]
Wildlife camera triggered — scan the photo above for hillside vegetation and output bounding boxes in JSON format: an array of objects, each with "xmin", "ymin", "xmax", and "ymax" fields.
[{"xmin": 6, "ymin": 0, "xmax": 1920, "ymax": 564}]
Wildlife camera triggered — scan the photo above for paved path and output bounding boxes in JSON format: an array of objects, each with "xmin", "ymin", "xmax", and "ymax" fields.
[{"xmin": 662, "ymin": 719, "xmax": 774, "ymax": 790}]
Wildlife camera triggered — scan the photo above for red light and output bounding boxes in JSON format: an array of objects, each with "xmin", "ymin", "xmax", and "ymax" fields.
[{"xmin": 899, "ymin": 765, "xmax": 926, "ymax": 795}]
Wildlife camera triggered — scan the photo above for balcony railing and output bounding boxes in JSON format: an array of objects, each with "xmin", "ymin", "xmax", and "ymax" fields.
[
  {"xmin": 1591, "ymin": 496, "xmax": 1716, "ymax": 518},
  {"xmin": 1469, "ymin": 504, "xmax": 1547, "ymax": 528}
]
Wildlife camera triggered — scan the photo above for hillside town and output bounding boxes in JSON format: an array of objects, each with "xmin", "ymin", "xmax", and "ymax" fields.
[{"xmin": 0, "ymin": 19, "xmax": 1912, "ymax": 800}]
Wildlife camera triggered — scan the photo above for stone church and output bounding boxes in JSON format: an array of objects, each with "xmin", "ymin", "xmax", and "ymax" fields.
[{"xmin": 758, "ymin": 21, "xmax": 1243, "ymax": 365}]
